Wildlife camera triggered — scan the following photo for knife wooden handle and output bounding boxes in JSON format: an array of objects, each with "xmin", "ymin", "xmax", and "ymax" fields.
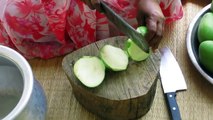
[{"xmin": 165, "ymin": 92, "xmax": 181, "ymax": 120}]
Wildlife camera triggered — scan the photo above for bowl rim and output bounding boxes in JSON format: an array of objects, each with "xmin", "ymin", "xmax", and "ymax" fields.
[
  {"xmin": 186, "ymin": 4, "xmax": 213, "ymax": 84},
  {"xmin": 0, "ymin": 45, "xmax": 34, "ymax": 119}
]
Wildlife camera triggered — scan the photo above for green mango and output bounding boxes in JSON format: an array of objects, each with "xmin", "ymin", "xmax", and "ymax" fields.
[
  {"xmin": 197, "ymin": 12, "xmax": 213, "ymax": 43},
  {"xmin": 199, "ymin": 40, "xmax": 213, "ymax": 73},
  {"xmin": 124, "ymin": 26, "xmax": 150, "ymax": 61},
  {"xmin": 136, "ymin": 26, "xmax": 148, "ymax": 36}
]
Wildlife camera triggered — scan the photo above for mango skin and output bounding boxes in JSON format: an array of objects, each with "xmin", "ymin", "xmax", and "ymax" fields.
[
  {"xmin": 199, "ymin": 41, "xmax": 213, "ymax": 73},
  {"xmin": 198, "ymin": 12, "xmax": 213, "ymax": 43},
  {"xmin": 136, "ymin": 26, "xmax": 148, "ymax": 36}
]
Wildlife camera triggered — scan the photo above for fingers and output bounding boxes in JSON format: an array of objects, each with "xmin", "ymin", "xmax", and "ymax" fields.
[
  {"xmin": 145, "ymin": 17, "xmax": 164, "ymax": 51},
  {"xmin": 153, "ymin": 20, "xmax": 164, "ymax": 50},
  {"xmin": 136, "ymin": 0, "xmax": 165, "ymax": 51},
  {"xmin": 136, "ymin": 11, "xmax": 146, "ymax": 26},
  {"xmin": 91, "ymin": 0, "xmax": 102, "ymax": 12},
  {"xmin": 81, "ymin": 0, "xmax": 94, "ymax": 9},
  {"xmin": 81, "ymin": 0, "xmax": 101, "ymax": 11},
  {"xmin": 146, "ymin": 18, "xmax": 157, "ymax": 45}
]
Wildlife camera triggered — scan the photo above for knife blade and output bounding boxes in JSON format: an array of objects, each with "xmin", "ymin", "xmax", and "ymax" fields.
[
  {"xmin": 100, "ymin": 1, "xmax": 149, "ymax": 53},
  {"xmin": 159, "ymin": 47, "xmax": 187, "ymax": 120}
]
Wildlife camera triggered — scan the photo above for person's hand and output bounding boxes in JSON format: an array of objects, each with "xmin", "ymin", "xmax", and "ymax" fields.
[
  {"xmin": 137, "ymin": 0, "xmax": 165, "ymax": 51},
  {"xmin": 81, "ymin": 0, "xmax": 102, "ymax": 12}
]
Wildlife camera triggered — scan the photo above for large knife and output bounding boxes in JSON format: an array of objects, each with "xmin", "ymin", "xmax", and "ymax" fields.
[
  {"xmin": 159, "ymin": 47, "xmax": 187, "ymax": 120},
  {"xmin": 100, "ymin": 1, "xmax": 149, "ymax": 53}
]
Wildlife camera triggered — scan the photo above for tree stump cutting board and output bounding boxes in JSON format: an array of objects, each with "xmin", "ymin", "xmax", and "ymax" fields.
[{"xmin": 62, "ymin": 36, "xmax": 161, "ymax": 120}]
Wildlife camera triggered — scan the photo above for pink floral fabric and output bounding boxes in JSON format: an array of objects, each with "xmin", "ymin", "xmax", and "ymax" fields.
[{"xmin": 0, "ymin": 0, "xmax": 183, "ymax": 59}]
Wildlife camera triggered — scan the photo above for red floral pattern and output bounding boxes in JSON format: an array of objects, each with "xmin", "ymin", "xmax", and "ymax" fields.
[{"xmin": 0, "ymin": 0, "xmax": 183, "ymax": 59}]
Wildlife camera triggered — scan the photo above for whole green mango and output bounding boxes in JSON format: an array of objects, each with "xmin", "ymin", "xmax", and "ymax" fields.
[
  {"xmin": 199, "ymin": 40, "xmax": 213, "ymax": 73},
  {"xmin": 198, "ymin": 12, "xmax": 213, "ymax": 43}
]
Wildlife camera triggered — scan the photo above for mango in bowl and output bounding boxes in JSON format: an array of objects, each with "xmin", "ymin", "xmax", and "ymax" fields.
[{"xmin": 187, "ymin": 3, "xmax": 213, "ymax": 84}]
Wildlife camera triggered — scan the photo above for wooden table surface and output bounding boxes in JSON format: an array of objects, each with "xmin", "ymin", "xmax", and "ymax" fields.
[{"xmin": 28, "ymin": 1, "xmax": 213, "ymax": 120}]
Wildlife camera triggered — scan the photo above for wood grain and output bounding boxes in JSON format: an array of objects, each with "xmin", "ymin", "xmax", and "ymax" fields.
[{"xmin": 62, "ymin": 36, "xmax": 160, "ymax": 120}]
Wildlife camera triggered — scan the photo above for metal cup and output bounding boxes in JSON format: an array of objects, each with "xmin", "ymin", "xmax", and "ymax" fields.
[{"xmin": 0, "ymin": 45, "xmax": 47, "ymax": 120}]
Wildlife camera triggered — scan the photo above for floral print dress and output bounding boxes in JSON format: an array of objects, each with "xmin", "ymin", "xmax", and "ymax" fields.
[{"xmin": 0, "ymin": 0, "xmax": 183, "ymax": 59}]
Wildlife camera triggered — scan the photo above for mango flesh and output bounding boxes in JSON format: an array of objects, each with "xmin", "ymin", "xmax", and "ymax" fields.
[
  {"xmin": 198, "ymin": 12, "xmax": 213, "ymax": 43},
  {"xmin": 199, "ymin": 41, "xmax": 213, "ymax": 73},
  {"xmin": 125, "ymin": 26, "xmax": 150, "ymax": 61},
  {"xmin": 125, "ymin": 39, "xmax": 150, "ymax": 61}
]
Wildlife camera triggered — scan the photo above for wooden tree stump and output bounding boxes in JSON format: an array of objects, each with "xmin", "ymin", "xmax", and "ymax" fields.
[{"xmin": 62, "ymin": 36, "xmax": 161, "ymax": 120}]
